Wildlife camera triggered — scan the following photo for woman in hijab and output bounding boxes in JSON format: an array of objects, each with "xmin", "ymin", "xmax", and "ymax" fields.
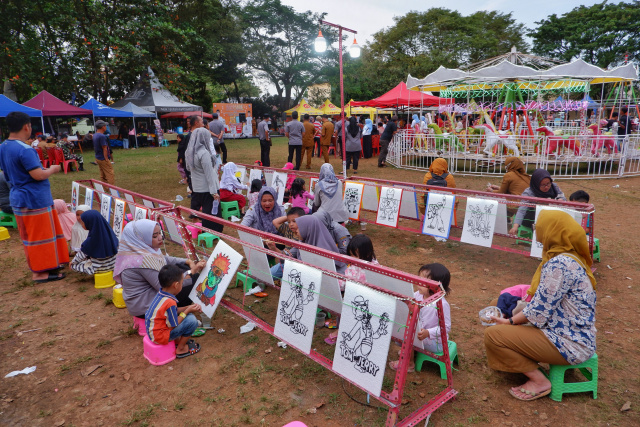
[
  {"xmin": 70, "ymin": 210, "xmax": 119, "ymax": 275},
  {"xmin": 487, "ymin": 157, "xmax": 531, "ymax": 195},
  {"xmin": 241, "ymin": 186, "xmax": 283, "ymax": 234},
  {"xmin": 70, "ymin": 204, "xmax": 91, "ymax": 254},
  {"xmin": 362, "ymin": 118, "xmax": 373, "ymax": 158},
  {"xmin": 422, "ymin": 157, "xmax": 456, "ymax": 187},
  {"xmin": 54, "ymin": 199, "xmax": 76, "ymax": 243},
  {"xmin": 185, "ymin": 126, "xmax": 223, "ymax": 233},
  {"xmin": 313, "ymin": 163, "xmax": 348, "ymax": 223},
  {"xmin": 510, "ymin": 169, "xmax": 565, "ymax": 235},
  {"xmin": 114, "ymin": 219, "xmax": 206, "ymax": 318},
  {"xmin": 344, "ymin": 117, "xmax": 362, "ymax": 174},
  {"xmin": 220, "ymin": 162, "xmax": 248, "ymax": 209},
  {"xmin": 485, "ymin": 210, "xmax": 596, "ymax": 401}
]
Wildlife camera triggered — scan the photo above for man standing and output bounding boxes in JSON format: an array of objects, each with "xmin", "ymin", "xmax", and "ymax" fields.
[
  {"xmin": 285, "ymin": 111, "xmax": 305, "ymax": 170},
  {"xmin": 94, "ymin": 120, "xmax": 115, "ymax": 184},
  {"xmin": 257, "ymin": 113, "xmax": 271, "ymax": 166},
  {"xmin": 302, "ymin": 114, "xmax": 315, "ymax": 169},
  {"xmin": 0, "ymin": 112, "xmax": 68, "ymax": 282},
  {"xmin": 618, "ymin": 106, "xmax": 631, "ymax": 152},
  {"xmin": 209, "ymin": 113, "xmax": 227, "ymax": 163},
  {"xmin": 378, "ymin": 115, "xmax": 398, "ymax": 168},
  {"xmin": 320, "ymin": 115, "xmax": 334, "ymax": 163}
]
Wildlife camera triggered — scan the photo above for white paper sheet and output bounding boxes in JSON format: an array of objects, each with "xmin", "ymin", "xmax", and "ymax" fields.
[
  {"xmin": 343, "ymin": 181, "xmax": 365, "ymax": 220},
  {"xmin": 109, "ymin": 188, "xmax": 120, "ymax": 198},
  {"xmin": 100, "ymin": 194, "xmax": 112, "ymax": 224},
  {"xmin": 307, "ymin": 178, "xmax": 319, "ymax": 210},
  {"xmin": 299, "ymin": 250, "xmax": 343, "ymax": 314},
  {"xmin": 399, "ymin": 188, "xmax": 420, "ymax": 220},
  {"xmin": 494, "ymin": 203, "xmax": 509, "ymax": 235},
  {"xmin": 422, "ymin": 193, "xmax": 456, "ymax": 239},
  {"xmin": 93, "ymin": 183, "xmax": 105, "ymax": 193},
  {"xmin": 376, "ymin": 187, "xmax": 403, "ymax": 228},
  {"xmin": 530, "ymin": 206, "xmax": 583, "ymax": 258},
  {"xmin": 461, "ymin": 197, "xmax": 499, "ymax": 248},
  {"xmin": 238, "ymin": 230, "xmax": 274, "ymax": 287},
  {"xmin": 84, "ymin": 188, "xmax": 94, "ymax": 209},
  {"xmin": 71, "ymin": 182, "xmax": 80, "ymax": 212},
  {"xmin": 271, "ymin": 171, "xmax": 287, "ymax": 206},
  {"xmin": 112, "ymin": 199, "xmax": 126, "ymax": 239},
  {"xmin": 142, "ymin": 199, "xmax": 155, "ymax": 209},
  {"xmin": 362, "ymin": 185, "xmax": 379, "ymax": 211},
  {"xmin": 163, "ymin": 216, "xmax": 184, "ymax": 244},
  {"xmin": 134, "ymin": 206, "xmax": 148, "ymax": 221}
]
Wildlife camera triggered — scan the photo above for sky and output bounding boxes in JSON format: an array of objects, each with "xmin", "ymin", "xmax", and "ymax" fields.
[{"xmin": 280, "ymin": 0, "xmax": 606, "ymax": 46}]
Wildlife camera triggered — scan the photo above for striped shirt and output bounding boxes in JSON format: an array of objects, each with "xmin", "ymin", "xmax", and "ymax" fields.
[
  {"xmin": 70, "ymin": 251, "xmax": 116, "ymax": 275},
  {"xmin": 313, "ymin": 121, "xmax": 322, "ymax": 137},
  {"xmin": 145, "ymin": 290, "xmax": 179, "ymax": 345}
]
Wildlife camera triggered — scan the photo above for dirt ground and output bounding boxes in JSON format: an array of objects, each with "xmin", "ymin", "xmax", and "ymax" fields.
[{"xmin": 1, "ymin": 138, "xmax": 639, "ymax": 426}]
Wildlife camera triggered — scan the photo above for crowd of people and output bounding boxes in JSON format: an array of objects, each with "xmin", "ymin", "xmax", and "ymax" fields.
[{"xmin": 0, "ymin": 109, "xmax": 597, "ymax": 401}]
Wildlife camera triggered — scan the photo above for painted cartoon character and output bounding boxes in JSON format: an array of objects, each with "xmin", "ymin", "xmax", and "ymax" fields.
[
  {"xmin": 280, "ymin": 269, "xmax": 315, "ymax": 334},
  {"xmin": 340, "ymin": 296, "xmax": 390, "ymax": 374},
  {"xmin": 113, "ymin": 202, "xmax": 125, "ymax": 236},
  {"xmin": 378, "ymin": 189, "xmax": 399, "ymax": 222},
  {"xmin": 196, "ymin": 253, "xmax": 231, "ymax": 306},
  {"xmin": 344, "ymin": 188, "xmax": 360, "ymax": 214},
  {"xmin": 467, "ymin": 204, "xmax": 493, "ymax": 239},
  {"xmin": 427, "ymin": 195, "xmax": 447, "ymax": 232},
  {"xmin": 72, "ymin": 187, "xmax": 78, "ymax": 211}
]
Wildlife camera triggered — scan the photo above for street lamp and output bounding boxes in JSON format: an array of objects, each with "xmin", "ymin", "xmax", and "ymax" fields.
[{"xmin": 314, "ymin": 20, "xmax": 358, "ymax": 179}]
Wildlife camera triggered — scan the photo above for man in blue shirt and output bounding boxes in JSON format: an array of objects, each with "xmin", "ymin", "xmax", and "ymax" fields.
[
  {"xmin": 0, "ymin": 111, "xmax": 68, "ymax": 282},
  {"xmin": 93, "ymin": 120, "xmax": 115, "ymax": 184}
]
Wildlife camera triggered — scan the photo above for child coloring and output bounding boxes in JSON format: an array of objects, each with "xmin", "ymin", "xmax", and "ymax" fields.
[
  {"xmin": 247, "ymin": 179, "xmax": 263, "ymax": 209},
  {"xmin": 289, "ymin": 178, "xmax": 315, "ymax": 214}
]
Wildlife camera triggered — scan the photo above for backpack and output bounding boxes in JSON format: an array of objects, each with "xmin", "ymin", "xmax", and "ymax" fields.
[{"xmin": 426, "ymin": 172, "xmax": 449, "ymax": 187}]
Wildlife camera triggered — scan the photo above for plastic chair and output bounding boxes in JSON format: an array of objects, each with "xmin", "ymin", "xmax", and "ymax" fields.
[
  {"xmin": 414, "ymin": 340, "xmax": 459, "ymax": 379},
  {"xmin": 185, "ymin": 225, "xmax": 200, "ymax": 239},
  {"xmin": 35, "ymin": 147, "xmax": 49, "ymax": 168},
  {"xmin": 592, "ymin": 237, "xmax": 600, "ymax": 262},
  {"xmin": 143, "ymin": 335, "xmax": 176, "ymax": 366},
  {"xmin": 372, "ymin": 135, "xmax": 381, "ymax": 155},
  {"xmin": 545, "ymin": 353, "xmax": 598, "ymax": 402},
  {"xmin": 220, "ymin": 201, "xmax": 241, "ymax": 220},
  {"xmin": 235, "ymin": 270, "xmax": 257, "ymax": 293},
  {"xmin": 197, "ymin": 232, "xmax": 219, "ymax": 248},
  {"xmin": 94, "ymin": 271, "xmax": 116, "ymax": 289},
  {"xmin": 53, "ymin": 147, "xmax": 79, "ymax": 174},
  {"xmin": 46, "ymin": 147, "xmax": 58, "ymax": 165},
  {"xmin": 132, "ymin": 317, "xmax": 146, "ymax": 337},
  {"xmin": 0, "ymin": 211, "xmax": 17, "ymax": 229},
  {"xmin": 516, "ymin": 225, "xmax": 533, "ymax": 245}
]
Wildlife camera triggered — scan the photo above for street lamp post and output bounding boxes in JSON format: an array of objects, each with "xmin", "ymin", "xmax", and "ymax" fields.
[{"xmin": 314, "ymin": 20, "xmax": 359, "ymax": 179}]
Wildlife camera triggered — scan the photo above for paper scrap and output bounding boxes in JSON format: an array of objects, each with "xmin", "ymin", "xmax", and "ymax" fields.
[
  {"xmin": 277, "ymin": 341, "xmax": 288, "ymax": 349},
  {"xmin": 245, "ymin": 286, "xmax": 261, "ymax": 296},
  {"xmin": 240, "ymin": 322, "xmax": 256, "ymax": 334},
  {"xmin": 5, "ymin": 366, "xmax": 36, "ymax": 378},
  {"xmin": 217, "ymin": 328, "xmax": 225, "ymax": 334}
]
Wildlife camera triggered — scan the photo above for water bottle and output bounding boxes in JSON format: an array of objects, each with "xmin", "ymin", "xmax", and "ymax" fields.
[{"xmin": 211, "ymin": 199, "xmax": 219, "ymax": 215}]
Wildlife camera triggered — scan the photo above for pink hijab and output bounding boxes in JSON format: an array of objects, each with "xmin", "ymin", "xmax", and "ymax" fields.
[
  {"xmin": 54, "ymin": 199, "xmax": 76, "ymax": 240},
  {"xmin": 283, "ymin": 162, "xmax": 295, "ymax": 189}
]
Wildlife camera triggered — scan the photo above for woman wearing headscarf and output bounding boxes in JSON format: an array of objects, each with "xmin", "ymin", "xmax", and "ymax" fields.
[
  {"xmin": 420, "ymin": 158, "xmax": 456, "ymax": 215},
  {"xmin": 70, "ymin": 204, "xmax": 91, "ymax": 253},
  {"xmin": 313, "ymin": 163, "xmax": 348, "ymax": 223},
  {"xmin": 114, "ymin": 219, "xmax": 206, "ymax": 318},
  {"xmin": 510, "ymin": 169, "xmax": 565, "ymax": 235},
  {"xmin": 220, "ymin": 162, "xmax": 248, "ymax": 210},
  {"xmin": 54, "ymin": 199, "xmax": 76, "ymax": 243},
  {"xmin": 185, "ymin": 126, "xmax": 223, "ymax": 233},
  {"xmin": 485, "ymin": 210, "xmax": 596, "ymax": 401},
  {"xmin": 362, "ymin": 118, "xmax": 373, "ymax": 158},
  {"xmin": 70, "ymin": 210, "xmax": 119, "ymax": 275},
  {"xmin": 344, "ymin": 117, "xmax": 362, "ymax": 174},
  {"xmin": 241, "ymin": 186, "xmax": 283, "ymax": 234},
  {"xmin": 487, "ymin": 157, "xmax": 531, "ymax": 195}
]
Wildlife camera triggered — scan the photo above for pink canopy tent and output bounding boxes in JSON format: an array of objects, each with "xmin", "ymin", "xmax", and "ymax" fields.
[
  {"xmin": 23, "ymin": 90, "xmax": 92, "ymax": 116},
  {"xmin": 350, "ymin": 82, "xmax": 453, "ymax": 108}
]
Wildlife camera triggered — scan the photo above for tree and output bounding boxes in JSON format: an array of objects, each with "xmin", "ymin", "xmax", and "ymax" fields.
[{"xmin": 530, "ymin": 1, "xmax": 640, "ymax": 68}]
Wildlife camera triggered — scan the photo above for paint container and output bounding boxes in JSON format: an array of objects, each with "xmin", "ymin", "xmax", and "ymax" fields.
[
  {"xmin": 360, "ymin": 222, "xmax": 366, "ymax": 231},
  {"xmin": 479, "ymin": 306, "xmax": 502, "ymax": 326},
  {"xmin": 315, "ymin": 312, "xmax": 326, "ymax": 327},
  {"xmin": 200, "ymin": 313, "xmax": 212, "ymax": 329}
]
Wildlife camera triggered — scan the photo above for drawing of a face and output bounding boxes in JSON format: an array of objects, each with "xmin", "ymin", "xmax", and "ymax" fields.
[
  {"xmin": 385, "ymin": 189, "xmax": 394, "ymax": 198},
  {"xmin": 197, "ymin": 254, "xmax": 231, "ymax": 306},
  {"xmin": 351, "ymin": 296, "xmax": 369, "ymax": 320}
]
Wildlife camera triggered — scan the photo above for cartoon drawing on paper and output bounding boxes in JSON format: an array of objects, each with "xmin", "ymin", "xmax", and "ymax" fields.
[
  {"xmin": 426, "ymin": 195, "xmax": 447, "ymax": 232},
  {"xmin": 196, "ymin": 253, "xmax": 231, "ymax": 306},
  {"xmin": 466, "ymin": 203, "xmax": 494, "ymax": 239},
  {"xmin": 112, "ymin": 200, "xmax": 125, "ymax": 238},
  {"xmin": 279, "ymin": 269, "xmax": 316, "ymax": 336},
  {"xmin": 378, "ymin": 188, "xmax": 399, "ymax": 222},
  {"xmin": 71, "ymin": 182, "xmax": 79, "ymax": 212},
  {"xmin": 134, "ymin": 206, "xmax": 147, "ymax": 221},
  {"xmin": 340, "ymin": 295, "xmax": 390, "ymax": 376},
  {"xmin": 100, "ymin": 195, "xmax": 111, "ymax": 222},
  {"xmin": 344, "ymin": 188, "xmax": 360, "ymax": 215},
  {"xmin": 85, "ymin": 189, "xmax": 94, "ymax": 208},
  {"xmin": 272, "ymin": 174, "xmax": 285, "ymax": 189}
]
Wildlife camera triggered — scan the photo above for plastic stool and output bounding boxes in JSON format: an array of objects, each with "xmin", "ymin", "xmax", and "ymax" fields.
[
  {"xmin": 592, "ymin": 238, "xmax": 600, "ymax": 262},
  {"xmin": 545, "ymin": 353, "xmax": 598, "ymax": 402},
  {"xmin": 143, "ymin": 335, "xmax": 176, "ymax": 366},
  {"xmin": 94, "ymin": 271, "xmax": 115, "ymax": 289},
  {"xmin": 0, "ymin": 227, "xmax": 9, "ymax": 241},
  {"xmin": 186, "ymin": 225, "xmax": 200, "ymax": 239},
  {"xmin": 220, "ymin": 201, "xmax": 241, "ymax": 220},
  {"xmin": 235, "ymin": 270, "xmax": 257, "ymax": 293},
  {"xmin": 132, "ymin": 317, "xmax": 146, "ymax": 337},
  {"xmin": 112, "ymin": 285, "xmax": 126, "ymax": 308},
  {"xmin": 516, "ymin": 225, "xmax": 533, "ymax": 245},
  {"xmin": 197, "ymin": 232, "xmax": 219, "ymax": 248},
  {"xmin": 0, "ymin": 211, "xmax": 17, "ymax": 229},
  {"xmin": 414, "ymin": 340, "xmax": 459, "ymax": 379}
]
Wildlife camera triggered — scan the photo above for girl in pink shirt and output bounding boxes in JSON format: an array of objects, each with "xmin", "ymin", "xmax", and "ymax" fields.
[{"xmin": 289, "ymin": 178, "xmax": 314, "ymax": 214}]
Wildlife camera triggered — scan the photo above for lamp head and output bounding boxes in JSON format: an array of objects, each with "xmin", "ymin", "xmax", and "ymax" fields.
[
  {"xmin": 349, "ymin": 37, "xmax": 361, "ymax": 58},
  {"xmin": 314, "ymin": 30, "xmax": 327, "ymax": 53}
]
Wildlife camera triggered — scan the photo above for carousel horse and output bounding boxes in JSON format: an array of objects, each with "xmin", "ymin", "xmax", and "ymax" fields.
[
  {"xmin": 535, "ymin": 126, "xmax": 580, "ymax": 156},
  {"xmin": 428, "ymin": 123, "xmax": 464, "ymax": 152},
  {"xmin": 588, "ymin": 121, "xmax": 617, "ymax": 155},
  {"xmin": 473, "ymin": 124, "xmax": 520, "ymax": 157}
]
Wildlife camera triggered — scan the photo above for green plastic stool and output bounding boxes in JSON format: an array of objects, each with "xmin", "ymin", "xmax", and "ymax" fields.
[
  {"xmin": 545, "ymin": 353, "xmax": 598, "ymax": 402},
  {"xmin": 197, "ymin": 232, "xmax": 219, "ymax": 248},
  {"xmin": 0, "ymin": 211, "xmax": 17, "ymax": 229},
  {"xmin": 516, "ymin": 225, "xmax": 533, "ymax": 245},
  {"xmin": 414, "ymin": 340, "xmax": 458, "ymax": 379},
  {"xmin": 592, "ymin": 238, "xmax": 600, "ymax": 262},
  {"xmin": 235, "ymin": 270, "xmax": 256, "ymax": 293},
  {"xmin": 220, "ymin": 201, "xmax": 241, "ymax": 220}
]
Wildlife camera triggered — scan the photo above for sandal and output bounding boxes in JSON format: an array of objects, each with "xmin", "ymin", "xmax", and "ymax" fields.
[
  {"xmin": 388, "ymin": 360, "xmax": 415, "ymax": 373},
  {"xmin": 176, "ymin": 341, "xmax": 201, "ymax": 359},
  {"xmin": 324, "ymin": 335, "xmax": 337, "ymax": 345},
  {"xmin": 255, "ymin": 292, "xmax": 268, "ymax": 298},
  {"xmin": 34, "ymin": 272, "xmax": 66, "ymax": 284},
  {"xmin": 508, "ymin": 387, "xmax": 551, "ymax": 401},
  {"xmin": 191, "ymin": 328, "xmax": 206, "ymax": 337}
]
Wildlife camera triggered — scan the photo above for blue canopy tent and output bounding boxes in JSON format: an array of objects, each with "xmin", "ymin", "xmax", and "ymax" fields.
[
  {"xmin": 0, "ymin": 94, "xmax": 45, "ymax": 136},
  {"xmin": 80, "ymin": 98, "xmax": 133, "ymax": 118}
]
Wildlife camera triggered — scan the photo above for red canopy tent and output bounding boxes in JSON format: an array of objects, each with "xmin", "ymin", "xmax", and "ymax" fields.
[
  {"xmin": 161, "ymin": 111, "xmax": 213, "ymax": 119},
  {"xmin": 350, "ymin": 82, "xmax": 453, "ymax": 108},
  {"xmin": 23, "ymin": 90, "xmax": 92, "ymax": 116}
]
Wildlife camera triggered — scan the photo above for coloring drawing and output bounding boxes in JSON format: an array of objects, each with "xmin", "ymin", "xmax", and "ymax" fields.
[
  {"xmin": 307, "ymin": 178, "xmax": 318, "ymax": 210},
  {"xmin": 422, "ymin": 193, "xmax": 455, "ymax": 239},
  {"xmin": 85, "ymin": 188, "xmax": 94, "ymax": 209},
  {"xmin": 274, "ymin": 261, "xmax": 322, "ymax": 354},
  {"xmin": 71, "ymin": 182, "xmax": 79, "ymax": 212},
  {"xmin": 112, "ymin": 199, "xmax": 126, "ymax": 239},
  {"xmin": 100, "ymin": 194, "xmax": 112, "ymax": 224},
  {"xmin": 376, "ymin": 187, "xmax": 403, "ymax": 228},
  {"xmin": 461, "ymin": 198, "xmax": 498, "ymax": 248},
  {"xmin": 134, "ymin": 206, "xmax": 148, "ymax": 221},
  {"xmin": 343, "ymin": 181, "xmax": 364, "ymax": 220},
  {"xmin": 189, "ymin": 240, "xmax": 243, "ymax": 318},
  {"xmin": 333, "ymin": 281, "xmax": 396, "ymax": 397},
  {"xmin": 271, "ymin": 171, "xmax": 287, "ymax": 206}
]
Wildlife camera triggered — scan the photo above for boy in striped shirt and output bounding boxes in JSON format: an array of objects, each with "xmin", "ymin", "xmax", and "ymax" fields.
[{"xmin": 145, "ymin": 264, "xmax": 202, "ymax": 358}]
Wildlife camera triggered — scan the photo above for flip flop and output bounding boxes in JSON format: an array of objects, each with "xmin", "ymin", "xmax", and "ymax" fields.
[
  {"xmin": 34, "ymin": 272, "xmax": 66, "ymax": 284},
  {"xmin": 255, "ymin": 292, "xmax": 268, "ymax": 298},
  {"xmin": 192, "ymin": 328, "xmax": 206, "ymax": 337},
  {"xmin": 508, "ymin": 387, "xmax": 551, "ymax": 401},
  {"xmin": 324, "ymin": 335, "xmax": 337, "ymax": 345},
  {"xmin": 388, "ymin": 360, "xmax": 415, "ymax": 373},
  {"xmin": 176, "ymin": 341, "xmax": 201, "ymax": 359}
]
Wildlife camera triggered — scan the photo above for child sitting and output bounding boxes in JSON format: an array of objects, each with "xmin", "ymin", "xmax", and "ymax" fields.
[
  {"xmin": 145, "ymin": 264, "xmax": 203, "ymax": 358},
  {"xmin": 289, "ymin": 178, "xmax": 314, "ymax": 214},
  {"xmin": 247, "ymin": 179, "xmax": 263, "ymax": 210},
  {"xmin": 569, "ymin": 190, "xmax": 591, "ymax": 233},
  {"xmin": 220, "ymin": 162, "xmax": 248, "ymax": 210},
  {"xmin": 388, "ymin": 263, "xmax": 452, "ymax": 372}
]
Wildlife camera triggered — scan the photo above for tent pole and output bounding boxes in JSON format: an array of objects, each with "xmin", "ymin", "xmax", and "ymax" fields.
[{"xmin": 133, "ymin": 117, "xmax": 138, "ymax": 149}]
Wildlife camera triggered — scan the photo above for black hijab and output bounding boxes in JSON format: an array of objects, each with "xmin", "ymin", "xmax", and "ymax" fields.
[
  {"xmin": 348, "ymin": 116, "xmax": 359, "ymax": 138},
  {"xmin": 529, "ymin": 169, "xmax": 558, "ymax": 199}
]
